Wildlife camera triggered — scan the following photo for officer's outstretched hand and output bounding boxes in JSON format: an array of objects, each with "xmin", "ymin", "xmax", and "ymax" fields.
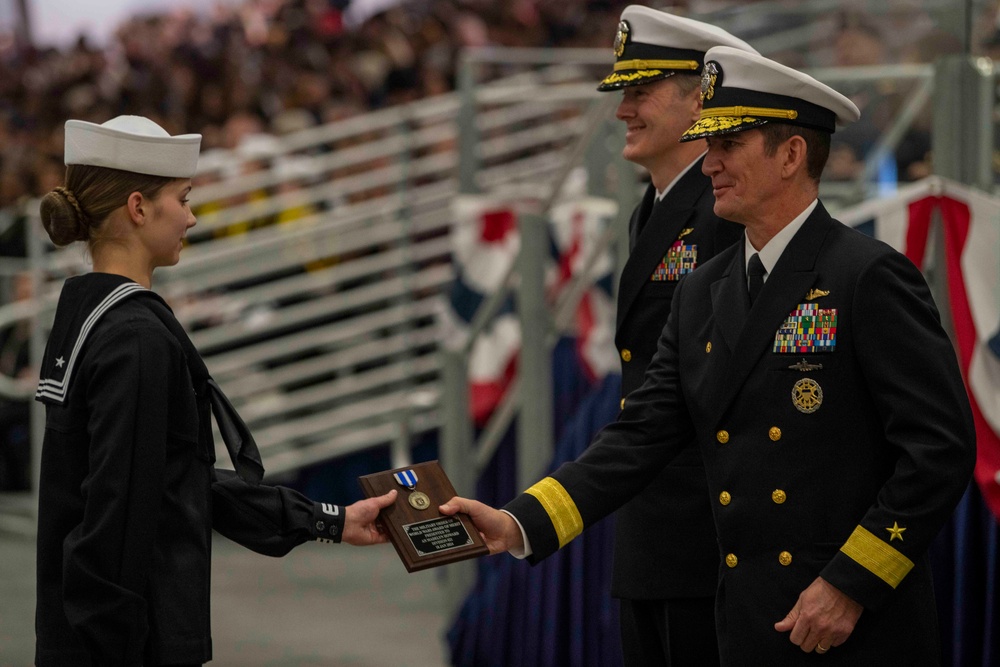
[
  {"xmin": 774, "ymin": 576, "xmax": 863, "ymax": 655},
  {"xmin": 440, "ymin": 496, "xmax": 523, "ymax": 555},
  {"xmin": 342, "ymin": 490, "xmax": 397, "ymax": 546}
]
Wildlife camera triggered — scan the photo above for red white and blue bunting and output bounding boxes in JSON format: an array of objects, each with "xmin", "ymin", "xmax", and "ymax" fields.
[
  {"xmin": 840, "ymin": 177, "xmax": 1000, "ymax": 520},
  {"xmin": 444, "ymin": 195, "xmax": 618, "ymax": 425}
]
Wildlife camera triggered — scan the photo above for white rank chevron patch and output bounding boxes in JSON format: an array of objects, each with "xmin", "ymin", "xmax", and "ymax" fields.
[{"xmin": 35, "ymin": 282, "xmax": 148, "ymax": 404}]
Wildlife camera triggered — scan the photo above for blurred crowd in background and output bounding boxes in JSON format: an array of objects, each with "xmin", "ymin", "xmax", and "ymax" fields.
[
  {"xmin": 1, "ymin": 0, "xmax": 998, "ymax": 228},
  {"xmin": 0, "ymin": 0, "xmax": 626, "ymax": 240}
]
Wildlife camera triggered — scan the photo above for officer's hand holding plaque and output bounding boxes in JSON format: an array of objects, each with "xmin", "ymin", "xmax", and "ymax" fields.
[{"xmin": 358, "ymin": 460, "xmax": 489, "ymax": 572}]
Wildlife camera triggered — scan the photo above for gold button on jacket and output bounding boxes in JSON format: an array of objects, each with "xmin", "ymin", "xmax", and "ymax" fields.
[
  {"xmin": 779, "ymin": 551, "xmax": 793, "ymax": 566},
  {"xmin": 726, "ymin": 553, "xmax": 738, "ymax": 568},
  {"xmin": 769, "ymin": 427, "xmax": 782, "ymax": 441},
  {"xmin": 716, "ymin": 430, "xmax": 730, "ymax": 444},
  {"xmin": 772, "ymin": 489, "xmax": 787, "ymax": 504},
  {"xmin": 620, "ymin": 349, "xmax": 632, "ymax": 362},
  {"xmin": 719, "ymin": 491, "xmax": 732, "ymax": 506}
]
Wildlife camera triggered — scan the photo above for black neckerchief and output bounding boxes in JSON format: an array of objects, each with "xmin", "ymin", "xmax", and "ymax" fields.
[{"xmin": 142, "ymin": 295, "xmax": 265, "ymax": 485}]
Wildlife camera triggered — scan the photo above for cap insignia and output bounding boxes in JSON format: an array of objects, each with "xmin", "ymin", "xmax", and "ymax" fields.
[
  {"xmin": 614, "ymin": 20, "xmax": 630, "ymax": 58},
  {"xmin": 701, "ymin": 61, "xmax": 719, "ymax": 102}
]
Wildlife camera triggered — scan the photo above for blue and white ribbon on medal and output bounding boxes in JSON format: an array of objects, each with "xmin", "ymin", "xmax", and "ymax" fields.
[{"xmin": 394, "ymin": 469, "xmax": 418, "ymax": 490}]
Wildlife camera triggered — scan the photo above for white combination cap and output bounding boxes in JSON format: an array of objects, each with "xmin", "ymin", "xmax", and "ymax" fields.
[
  {"xmin": 598, "ymin": 6, "xmax": 757, "ymax": 91},
  {"xmin": 64, "ymin": 116, "xmax": 202, "ymax": 178},
  {"xmin": 681, "ymin": 46, "xmax": 861, "ymax": 141}
]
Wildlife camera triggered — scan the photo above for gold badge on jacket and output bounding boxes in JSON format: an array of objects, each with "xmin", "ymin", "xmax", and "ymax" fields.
[{"xmin": 792, "ymin": 378, "xmax": 823, "ymax": 413}]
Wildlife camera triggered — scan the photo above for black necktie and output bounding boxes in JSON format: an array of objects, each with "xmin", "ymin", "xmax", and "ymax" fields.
[
  {"xmin": 748, "ymin": 253, "xmax": 766, "ymax": 304},
  {"xmin": 634, "ymin": 189, "xmax": 659, "ymax": 242}
]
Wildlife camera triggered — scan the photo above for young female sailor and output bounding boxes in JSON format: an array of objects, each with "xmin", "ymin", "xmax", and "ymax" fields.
[{"xmin": 34, "ymin": 115, "xmax": 396, "ymax": 666}]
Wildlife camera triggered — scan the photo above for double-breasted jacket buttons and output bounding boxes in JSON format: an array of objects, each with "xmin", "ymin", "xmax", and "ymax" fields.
[
  {"xmin": 779, "ymin": 551, "xmax": 793, "ymax": 566},
  {"xmin": 717, "ymin": 430, "xmax": 730, "ymax": 444},
  {"xmin": 772, "ymin": 489, "xmax": 787, "ymax": 504},
  {"xmin": 769, "ymin": 427, "xmax": 782, "ymax": 441},
  {"xmin": 621, "ymin": 349, "xmax": 632, "ymax": 362},
  {"xmin": 719, "ymin": 491, "xmax": 732, "ymax": 506},
  {"xmin": 726, "ymin": 553, "xmax": 738, "ymax": 568}
]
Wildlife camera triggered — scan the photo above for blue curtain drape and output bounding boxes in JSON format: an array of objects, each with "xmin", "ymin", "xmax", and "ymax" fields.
[
  {"xmin": 932, "ymin": 483, "xmax": 1000, "ymax": 667},
  {"xmin": 447, "ymin": 338, "xmax": 623, "ymax": 667}
]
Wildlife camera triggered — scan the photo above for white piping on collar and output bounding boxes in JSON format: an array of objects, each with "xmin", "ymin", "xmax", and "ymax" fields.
[{"xmin": 36, "ymin": 282, "xmax": 148, "ymax": 404}]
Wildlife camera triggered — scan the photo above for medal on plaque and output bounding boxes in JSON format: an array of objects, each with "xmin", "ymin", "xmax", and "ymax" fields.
[
  {"xmin": 360, "ymin": 461, "xmax": 490, "ymax": 573},
  {"xmin": 394, "ymin": 470, "xmax": 431, "ymax": 510}
]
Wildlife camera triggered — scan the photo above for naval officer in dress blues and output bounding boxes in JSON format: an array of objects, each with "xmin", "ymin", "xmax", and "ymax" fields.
[
  {"xmin": 443, "ymin": 46, "xmax": 975, "ymax": 666},
  {"xmin": 596, "ymin": 7, "xmax": 752, "ymax": 665}
]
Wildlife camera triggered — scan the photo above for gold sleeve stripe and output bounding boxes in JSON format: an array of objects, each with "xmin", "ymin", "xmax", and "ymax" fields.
[
  {"xmin": 840, "ymin": 525, "xmax": 914, "ymax": 588},
  {"xmin": 524, "ymin": 477, "xmax": 584, "ymax": 549},
  {"xmin": 614, "ymin": 59, "xmax": 699, "ymax": 72},
  {"xmin": 701, "ymin": 106, "xmax": 799, "ymax": 121}
]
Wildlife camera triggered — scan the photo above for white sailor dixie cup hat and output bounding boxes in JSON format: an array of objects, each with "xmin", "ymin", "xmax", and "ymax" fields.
[
  {"xmin": 64, "ymin": 115, "xmax": 202, "ymax": 178},
  {"xmin": 681, "ymin": 46, "xmax": 861, "ymax": 141},
  {"xmin": 597, "ymin": 6, "xmax": 757, "ymax": 92}
]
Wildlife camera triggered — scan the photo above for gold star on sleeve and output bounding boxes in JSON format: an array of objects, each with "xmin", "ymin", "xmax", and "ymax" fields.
[{"xmin": 886, "ymin": 522, "xmax": 906, "ymax": 542}]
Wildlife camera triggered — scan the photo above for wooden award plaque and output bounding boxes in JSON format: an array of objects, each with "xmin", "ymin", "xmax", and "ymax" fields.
[{"xmin": 358, "ymin": 460, "xmax": 489, "ymax": 573}]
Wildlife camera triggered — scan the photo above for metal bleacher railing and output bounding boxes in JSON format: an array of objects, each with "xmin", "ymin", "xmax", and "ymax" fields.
[
  {"xmin": 0, "ymin": 39, "xmax": 990, "ymax": 562},
  {"xmin": 0, "ymin": 55, "xmax": 632, "ymax": 537}
]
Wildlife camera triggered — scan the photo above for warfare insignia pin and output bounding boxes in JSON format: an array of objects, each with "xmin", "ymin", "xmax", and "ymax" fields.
[
  {"xmin": 614, "ymin": 21, "xmax": 630, "ymax": 58},
  {"xmin": 788, "ymin": 358, "xmax": 823, "ymax": 372},
  {"xmin": 805, "ymin": 288, "xmax": 830, "ymax": 300},
  {"xmin": 678, "ymin": 227, "xmax": 694, "ymax": 239},
  {"xmin": 791, "ymin": 378, "xmax": 823, "ymax": 413},
  {"xmin": 701, "ymin": 61, "xmax": 719, "ymax": 102}
]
